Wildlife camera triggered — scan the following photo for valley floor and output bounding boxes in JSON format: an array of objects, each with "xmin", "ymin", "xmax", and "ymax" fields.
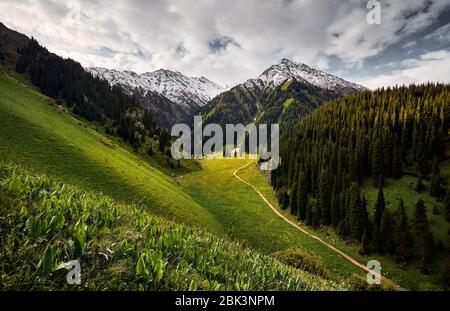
[
  {"xmin": 181, "ymin": 158, "xmax": 448, "ymax": 290},
  {"xmin": 1, "ymin": 71, "xmax": 447, "ymax": 290}
]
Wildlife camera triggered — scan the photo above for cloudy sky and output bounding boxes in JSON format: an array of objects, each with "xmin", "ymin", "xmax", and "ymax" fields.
[{"xmin": 0, "ymin": 0, "xmax": 449, "ymax": 89}]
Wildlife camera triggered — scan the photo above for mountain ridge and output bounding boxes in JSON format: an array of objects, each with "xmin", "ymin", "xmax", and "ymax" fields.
[
  {"xmin": 88, "ymin": 67, "xmax": 226, "ymax": 110},
  {"xmin": 244, "ymin": 58, "xmax": 368, "ymax": 95},
  {"xmin": 201, "ymin": 58, "xmax": 368, "ymax": 129}
]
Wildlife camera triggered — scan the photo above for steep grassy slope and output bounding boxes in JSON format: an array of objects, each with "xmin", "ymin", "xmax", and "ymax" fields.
[
  {"xmin": 0, "ymin": 72, "xmax": 222, "ymax": 232},
  {"xmin": 0, "ymin": 162, "xmax": 344, "ymax": 290}
]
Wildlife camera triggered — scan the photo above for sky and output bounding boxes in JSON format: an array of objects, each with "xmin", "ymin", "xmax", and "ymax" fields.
[{"xmin": 0, "ymin": 0, "xmax": 449, "ymax": 89}]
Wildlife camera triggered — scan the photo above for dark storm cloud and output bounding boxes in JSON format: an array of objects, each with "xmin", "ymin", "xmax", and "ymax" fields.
[{"xmin": 208, "ymin": 36, "xmax": 241, "ymax": 54}]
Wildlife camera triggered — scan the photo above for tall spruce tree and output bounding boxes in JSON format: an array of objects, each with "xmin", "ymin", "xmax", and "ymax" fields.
[
  {"xmin": 393, "ymin": 198, "xmax": 412, "ymax": 262},
  {"xmin": 392, "ymin": 136, "xmax": 403, "ymax": 179},
  {"xmin": 344, "ymin": 184, "xmax": 367, "ymax": 242},
  {"xmin": 297, "ymin": 173, "xmax": 308, "ymax": 221},
  {"xmin": 318, "ymin": 170, "xmax": 331, "ymax": 225},
  {"xmin": 374, "ymin": 185, "xmax": 386, "ymax": 230},
  {"xmin": 444, "ymin": 188, "xmax": 450, "ymax": 222},
  {"xmin": 330, "ymin": 178, "xmax": 340, "ymax": 227},
  {"xmin": 430, "ymin": 157, "xmax": 442, "ymax": 197},
  {"xmin": 289, "ymin": 181, "xmax": 298, "ymax": 216},
  {"xmin": 379, "ymin": 210, "xmax": 394, "ymax": 254},
  {"xmin": 414, "ymin": 199, "xmax": 434, "ymax": 274}
]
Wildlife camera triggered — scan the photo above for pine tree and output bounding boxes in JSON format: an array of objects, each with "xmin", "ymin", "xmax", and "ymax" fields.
[
  {"xmin": 444, "ymin": 188, "xmax": 450, "ymax": 222},
  {"xmin": 289, "ymin": 181, "xmax": 298, "ymax": 216},
  {"xmin": 416, "ymin": 129, "xmax": 428, "ymax": 177},
  {"xmin": 372, "ymin": 133, "xmax": 385, "ymax": 181},
  {"xmin": 312, "ymin": 201, "xmax": 321, "ymax": 228},
  {"xmin": 379, "ymin": 210, "xmax": 394, "ymax": 254},
  {"xmin": 392, "ymin": 136, "xmax": 403, "ymax": 179},
  {"xmin": 318, "ymin": 170, "xmax": 331, "ymax": 225},
  {"xmin": 430, "ymin": 157, "xmax": 442, "ymax": 197},
  {"xmin": 374, "ymin": 184, "xmax": 385, "ymax": 230},
  {"xmin": 344, "ymin": 184, "xmax": 367, "ymax": 242},
  {"xmin": 416, "ymin": 177, "xmax": 425, "ymax": 193},
  {"xmin": 393, "ymin": 198, "xmax": 412, "ymax": 262},
  {"xmin": 330, "ymin": 179, "xmax": 340, "ymax": 227},
  {"xmin": 305, "ymin": 200, "xmax": 314, "ymax": 226},
  {"xmin": 360, "ymin": 230, "xmax": 371, "ymax": 255},
  {"xmin": 297, "ymin": 173, "xmax": 308, "ymax": 221},
  {"xmin": 414, "ymin": 199, "xmax": 434, "ymax": 274},
  {"xmin": 443, "ymin": 248, "xmax": 450, "ymax": 287}
]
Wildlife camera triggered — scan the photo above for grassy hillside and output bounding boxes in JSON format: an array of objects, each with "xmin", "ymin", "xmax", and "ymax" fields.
[
  {"xmin": 0, "ymin": 72, "xmax": 222, "ymax": 232},
  {"xmin": 0, "ymin": 161, "xmax": 344, "ymax": 290},
  {"xmin": 180, "ymin": 159, "xmax": 374, "ymax": 281},
  {"xmin": 181, "ymin": 159, "xmax": 450, "ymax": 289}
]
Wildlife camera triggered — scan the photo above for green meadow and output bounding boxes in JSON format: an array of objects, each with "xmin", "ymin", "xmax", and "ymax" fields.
[{"xmin": 0, "ymin": 72, "xmax": 221, "ymax": 232}]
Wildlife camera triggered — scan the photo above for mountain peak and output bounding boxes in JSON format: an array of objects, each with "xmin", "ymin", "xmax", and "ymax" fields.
[
  {"xmin": 87, "ymin": 67, "xmax": 226, "ymax": 110},
  {"xmin": 279, "ymin": 58, "xmax": 296, "ymax": 65},
  {"xmin": 252, "ymin": 59, "xmax": 367, "ymax": 94}
]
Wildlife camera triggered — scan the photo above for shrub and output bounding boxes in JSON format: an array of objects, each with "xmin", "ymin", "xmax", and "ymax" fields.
[{"xmin": 273, "ymin": 248, "xmax": 327, "ymax": 277}]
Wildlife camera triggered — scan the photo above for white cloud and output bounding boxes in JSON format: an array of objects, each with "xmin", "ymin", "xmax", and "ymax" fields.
[
  {"xmin": 357, "ymin": 50, "xmax": 450, "ymax": 89},
  {"xmin": 0, "ymin": 0, "xmax": 449, "ymax": 87}
]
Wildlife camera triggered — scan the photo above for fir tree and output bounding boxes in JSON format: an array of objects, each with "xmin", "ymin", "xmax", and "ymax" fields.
[
  {"xmin": 318, "ymin": 170, "xmax": 331, "ymax": 225},
  {"xmin": 379, "ymin": 210, "xmax": 394, "ymax": 254},
  {"xmin": 416, "ymin": 177, "xmax": 426, "ymax": 193},
  {"xmin": 289, "ymin": 181, "xmax": 298, "ymax": 216},
  {"xmin": 393, "ymin": 198, "xmax": 412, "ymax": 262},
  {"xmin": 330, "ymin": 179, "xmax": 340, "ymax": 227},
  {"xmin": 392, "ymin": 136, "xmax": 403, "ymax": 179},
  {"xmin": 297, "ymin": 173, "xmax": 308, "ymax": 221},
  {"xmin": 374, "ymin": 185, "xmax": 385, "ymax": 230},
  {"xmin": 430, "ymin": 157, "xmax": 442, "ymax": 197},
  {"xmin": 443, "ymin": 249, "xmax": 450, "ymax": 287},
  {"xmin": 444, "ymin": 188, "xmax": 450, "ymax": 222},
  {"xmin": 344, "ymin": 184, "xmax": 367, "ymax": 242},
  {"xmin": 414, "ymin": 199, "xmax": 434, "ymax": 274},
  {"xmin": 305, "ymin": 200, "xmax": 314, "ymax": 226}
]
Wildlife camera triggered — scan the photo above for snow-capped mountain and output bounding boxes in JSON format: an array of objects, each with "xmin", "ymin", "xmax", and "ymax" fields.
[
  {"xmin": 88, "ymin": 67, "xmax": 226, "ymax": 111},
  {"xmin": 201, "ymin": 58, "xmax": 368, "ymax": 128},
  {"xmin": 244, "ymin": 58, "xmax": 367, "ymax": 95}
]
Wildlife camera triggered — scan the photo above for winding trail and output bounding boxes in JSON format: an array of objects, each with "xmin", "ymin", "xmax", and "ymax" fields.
[{"xmin": 233, "ymin": 161, "xmax": 402, "ymax": 290}]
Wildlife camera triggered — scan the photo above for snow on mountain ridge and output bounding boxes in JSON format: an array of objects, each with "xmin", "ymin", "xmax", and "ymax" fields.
[
  {"xmin": 88, "ymin": 67, "xmax": 226, "ymax": 110},
  {"xmin": 245, "ymin": 58, "xmax": 368, "ymax": 94}
]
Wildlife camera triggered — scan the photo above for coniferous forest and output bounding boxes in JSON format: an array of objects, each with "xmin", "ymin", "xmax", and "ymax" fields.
[{"xmin": 272, "ymin": 84, "xmax": 450, "ymax": 275}]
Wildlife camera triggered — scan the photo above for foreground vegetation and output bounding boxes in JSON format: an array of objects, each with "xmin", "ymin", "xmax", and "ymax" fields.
[{"xmin": 0, "ymin": 162, "xmax": 347, "ymax": 291}]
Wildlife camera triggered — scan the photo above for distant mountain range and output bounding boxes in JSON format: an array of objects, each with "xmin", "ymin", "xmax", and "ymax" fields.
[
  {"xmin": 90, "ymin": 59, "xmax": 367, "ymax": 130},
  {"xmin": 87, "ymin": 67, "xmax": 226, "ymax": 129}
]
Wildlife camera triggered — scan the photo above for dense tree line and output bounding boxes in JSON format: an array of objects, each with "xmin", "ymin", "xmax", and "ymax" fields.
[
  {"xmin": 14, "ymin": 37, "xmax": 170, "ymax": 151},
  {"xmin": 272, "ymin": 83, "xmax": 450, "ymax": 274}
]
